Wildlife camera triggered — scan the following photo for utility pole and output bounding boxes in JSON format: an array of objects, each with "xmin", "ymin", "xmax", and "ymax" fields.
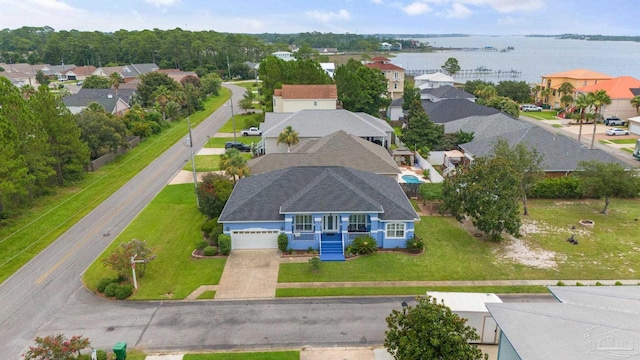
[
  {"xmin": 227, "ymin": 54, "xmax": 236, "ymax": 142},
  {"xmin": 187, "ymin": 117, "xmax": 199, "ymax": 207}
]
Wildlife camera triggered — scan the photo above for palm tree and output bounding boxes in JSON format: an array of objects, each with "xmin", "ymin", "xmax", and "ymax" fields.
[
  {"xmin": 152, "ymin": 85, "xmax": 172, "ymax": 121},
  {"xmin": 539, "ymin": 88, "xmax": 551, "ymax": 106},
  {"xmin": 574, "ymin": 93, "xmax": 590, "ymax": 142},
  {"xmin": 558, "ymin": 82, "xmax": 576, "ymax": 110},
  {"xmin": 531, "ymin": 84, "xmax": 542, "ymax": 103},
  {"xmin": 630, "ymin": 95, "xmax": 640, "ymax": 115},
  {"xmin": 109, "ymin": 72, "xmax": 123, "ymax": 101},
  {"xmin": 277, "ymin": 125, "xmax": 299, "ymax": 152},
  {"xmin": 587, "ymin": 90, "xmax": 612, "ymax": 149},
  {"xmin": 219, "ymin": 149, "xmax": 249, "ymax": 184}
]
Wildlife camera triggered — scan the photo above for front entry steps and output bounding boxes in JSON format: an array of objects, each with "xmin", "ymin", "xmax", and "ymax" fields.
[{"xmin": 320, "ymin": 237, "xmax": 345, "ymax": 261}]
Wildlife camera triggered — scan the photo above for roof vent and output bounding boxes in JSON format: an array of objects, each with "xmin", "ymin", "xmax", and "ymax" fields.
[{"xmin": 107, "ymin": 94, "xmax": 113, "ymax": 98}]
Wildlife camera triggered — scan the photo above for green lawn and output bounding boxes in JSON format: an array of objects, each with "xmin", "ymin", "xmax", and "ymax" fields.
[
  {"xmin": 609, "ymin": 139, "xmax": 638, "ymax": 145},
  {"xmin": 521, "ymin": 110, "xmax": 558, "ymax": 120},
  {"xmin": 218, "ymin": 113, "xmax": 263, "ymax": 133},
  {"xmin": 197, "ymin": 290, "xmax": 216, "ymax": 299},
  {"xmin": 621, "ymin": 147, "xmax": 634, "ymax": 154},
  {"xmin": 83, "ymin": 184, "xmax": 226, "ymax": 300},
  {"xmin": 184, "ymin": 351, "xmax": 299, "ymax": 360},
  {"xmin": 276, "ymin": 285, "xmax": 548, "ymax": 297},
  {"xmin": 279, "ymin": 199, "xmax": 640, "ymax": 283},
  {"xmin": 183, "ymin": 153, "xmax": 253, "ymax": 172},
  {"xmin": 0, "ymin": 89, "xmax": 230, "ymax": 284}
]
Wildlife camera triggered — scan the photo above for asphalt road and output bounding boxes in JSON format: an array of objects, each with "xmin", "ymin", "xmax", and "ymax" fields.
[
  {"xmin": 0, "ymin": 84, "xmax": 244, "ymax": 358},
  {"xmin": 0, "ymin": 84, "xmax": 557, "ymax": 358}
]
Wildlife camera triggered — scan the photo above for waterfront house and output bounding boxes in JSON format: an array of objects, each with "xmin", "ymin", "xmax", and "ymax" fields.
[
  {"xmin": 365, "ymin": 57, "xmax": 405, "ymax": 100},
  {"xmin": 539, "ymin": 69, "xmax": 612, "ymax": 108},
  {"xmin": 575, "ymin": 76, "xmax": 640, "ymax": 120},
  {"xmin": 272, "ymin": 84, "xmax": 337, "ymax": 112}
]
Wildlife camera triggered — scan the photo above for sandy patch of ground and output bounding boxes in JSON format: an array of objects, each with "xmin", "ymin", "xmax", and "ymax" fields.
[{"xmin": 501, "ymin": 237, "xmax": 558, "ymax": 269}]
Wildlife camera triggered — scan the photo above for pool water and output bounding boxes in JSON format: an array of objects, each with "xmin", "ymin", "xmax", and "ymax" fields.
[{"xmin": 402, "ymin": 175, "xmax": 424, "ymax": 184}]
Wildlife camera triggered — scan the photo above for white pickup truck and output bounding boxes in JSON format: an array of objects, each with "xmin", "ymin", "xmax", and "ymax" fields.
[{"xmin": 241, "ymin": 127, "xmax": 262, "ymax": 136}]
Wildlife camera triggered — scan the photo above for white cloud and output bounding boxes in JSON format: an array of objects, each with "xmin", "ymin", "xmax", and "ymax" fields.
[
  {"xmin": 306, "ymin": 9, "xmax": 351, "ymax": 23},
  {"xmin": 371, "ymin": 0, "xmax": 384, "ymax": 3},
  {"xmin": 145, "ymin": 0, "xmax": 180, "ymax": 6},
  {"xmin": 444, "ymin": 3, "xmax": 472, "ymax": 18},
  {"xmin": 497, "ymin": 15, "xmax": 520, "ymax": 25},
  {"xmin": 401, "ymin": 1, "xmax": 433, "ymax": 15},
  {"xmin": 448, "ymin": 0, "xmax": 546, "ymax": 13}
]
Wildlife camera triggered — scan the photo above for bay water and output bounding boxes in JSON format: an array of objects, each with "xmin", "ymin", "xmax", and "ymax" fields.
[{"xmin": 391, "ymin": 36, "xmax": 640, "ymax": 84}]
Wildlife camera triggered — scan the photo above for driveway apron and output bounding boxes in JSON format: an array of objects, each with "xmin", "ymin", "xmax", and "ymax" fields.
[{"xmin": 215, "ymin": 250, "xmax": 280, "ymax": 299}]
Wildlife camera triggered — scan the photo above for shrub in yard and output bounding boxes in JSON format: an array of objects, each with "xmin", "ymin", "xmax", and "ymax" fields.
[
  {"xmin": 419, "ymin": 182, "xmax": 443, "ymax": 201},
  {"xmin": 219, "ymin": 234, "xmax": 231, "ymax": 255},
  {"xmin": 615, "ymin": 281, "xmax": 623, "ymax": 286},
  {"xmin": 308, "ymin": 257, "xmax": 321, "ymax": 273},
  {"xmin": 96, "ymin": 278, "xmax": 117, "ymax": 293},
  {"xmin": 556, "ymin": 280, "xmax": 565, "ymax": 286},
  {"xmin": 352, "ymin": 235, "xmax": 378, "ymax": 255},
  {"xmin": 345, "ymin": 245, "xmax": 355, "ymax": 257},
  {"xmin": 595, "ymin": 281, "xmax": 603, "ymax": 286},
  {"xmin": 104, "ymin": 282, "xmax": 119, "ymax": 297},
  {"xmin": 203, "ymin": 246, "xmax": 218, "ymax": 256},
  {"xmin": 201, "ymin": 218, "xmax": 218, "ymax": 235},
  {"xmin": 115, "ymin": 284, "xmax": 134, "ymax": 299},
  {"xmin": 406, "ymin": 236, "xmax": 424, "ymax": 253},
  {"xmin": 277, "ymin": 233, "xmax": 289, "ymax": 253},
  {"xmin": 97, "ymin": 350, "xmax": 108, "ymax": 360},
  {"xmin": 529, "ymin": 177, "xmax": 582, "ymax": 199},
  {"xmin": 195, "ymin": 239, "xmax": 208, "ymax": 251}
]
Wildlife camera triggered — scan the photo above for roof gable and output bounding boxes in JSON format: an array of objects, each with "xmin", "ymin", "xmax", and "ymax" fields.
[{"xmin": 422, "ymin": 99, "xmax": 500, "ymax": 123}]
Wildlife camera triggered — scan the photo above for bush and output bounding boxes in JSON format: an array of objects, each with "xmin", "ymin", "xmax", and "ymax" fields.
[
  {"xmin": 351, "ymin": 235, "xmax": 378, "ymax": 255},
  {"xmin": 308, "ymin": 257, "xmax": 321, "ymax": 273},
  {"xmin": 406, "ymin": 236, "xmax": 424, "ymax": 253},
  {"xmin": 195, "ymin": 239, "xmax": 208, "ymax": 251},
  {"xmin": 615, "ymin": 281, "xmax": 623, "ymax": 286},
  {"xmin": 277, "ymin": 233, "xmax": 289, "ymax": 252},
  {"xmin": 201, "ymin": 218, "xmax": 218, "ymax": 235},
  {"xmin": 97, "ymin": 350, "xmax": 108, "ymax": 360},
  {"xmin": 419, "ymin": 182, "xmax": 443, "ymax": 201},
  {"xmin": 219, "ymin": 234, "xmax": 231, "ymax": 255},
  {"xmin": 115, "ymin": 284, "xmax": 134, "ymax": 299},
  {"xmin": 203, "ymin": 246, "xmax": 218, "ymax": 256},
  {"xmin": 529, "ymin": 176, "xmax": 582, "ymax": 199},
  {"xmin": 104, "ymin": 282, "xmax": 119, "ymax": 297},
  {"xmin": 77, "ymin": 354, "xmax": 91, "ymax": 360},
  {"xmin": 345, "ymin": 245, "xmax": 355, "ymax": 257},
  {"xmin": 96, "ymin": 278, "xmax": 117, "ymax": 293},
  {"xmin": 595, "ymin": 281, "xmax": 603, "ymax": 286},
  {"xmin": 556, "ymin": 280, "xmax": 565, "ymax": 286}
]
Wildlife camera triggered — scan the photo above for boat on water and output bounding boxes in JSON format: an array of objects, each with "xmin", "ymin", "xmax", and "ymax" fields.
[{"xmin": 475, "ymin": 66, "xmax": 492, "ymax": 72}]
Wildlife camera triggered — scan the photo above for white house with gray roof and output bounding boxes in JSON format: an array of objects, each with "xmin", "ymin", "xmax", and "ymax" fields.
[
  {"xmin": 258, "ymin": 109, "xmax": 394, "ymax": 154},
  {"xmin": 218, "ymin": 166, "xmax": 419, "ymax": 261}
]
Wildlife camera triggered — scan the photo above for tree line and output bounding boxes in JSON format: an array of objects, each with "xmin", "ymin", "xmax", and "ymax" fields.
[{"xmin": 0, "ymin": 70, "xmax": 221, "ymax": 221}]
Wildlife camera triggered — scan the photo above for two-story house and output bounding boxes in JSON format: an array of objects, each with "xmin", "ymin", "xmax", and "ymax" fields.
[
  {"xmin": 539, "ymin": 69, "xmax": 612, "ymax": 108},
  {"xmin": 365, "ymin": 57, "xmax": 405, "ymax": 100},
  {"xmin": 272, "ymin": 84, "xmax": 337, "ymax": 112}
]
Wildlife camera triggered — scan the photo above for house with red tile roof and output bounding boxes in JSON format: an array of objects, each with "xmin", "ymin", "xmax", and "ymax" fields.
[
  {"xmin": 273, "ymin": 84, "xmax": 337, "ymax": 112},
  {"xmin": 539, "ymin": 69, "xmax": 612, "ymax": 108},
  {"xmin": 365, "ymin": 57, "xmax": 405, "ymax": 100},
  {"xmin": 575, "ymin": 76, "xmax": 640, "ymax": 120}
]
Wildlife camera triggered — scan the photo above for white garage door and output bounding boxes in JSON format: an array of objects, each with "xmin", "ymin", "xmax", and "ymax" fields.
[
  {"xmin": 232, "ymin": 230, "xmax": 279, "ymax": 250},
  {"xmin": 630, "ymin": 122, "xmax": 640, "ymax": 135}
]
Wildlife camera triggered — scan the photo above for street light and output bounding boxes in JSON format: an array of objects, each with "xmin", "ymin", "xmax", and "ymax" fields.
[{"xmin": 227, "ymin": 54, "xmax": 237, "ymax": 142}]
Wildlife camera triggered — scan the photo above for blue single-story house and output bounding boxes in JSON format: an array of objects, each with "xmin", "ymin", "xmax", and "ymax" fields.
[{"xmin": 218, "ymin": 166, "xmax": 420, "ymax": 261}]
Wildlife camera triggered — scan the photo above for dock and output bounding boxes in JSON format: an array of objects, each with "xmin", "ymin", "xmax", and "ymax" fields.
[{"xmin": 406, "ymin": 68, "xmax": 522, "ymax": 78}]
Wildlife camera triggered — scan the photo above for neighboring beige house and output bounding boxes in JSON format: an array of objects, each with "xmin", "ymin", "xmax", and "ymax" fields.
[
  {"xmin": 415, "ymin": 72, "xmax": 455, "ymax": 89},
  {"xmin": 365, "ymin": 56, "xmax": 405, "ymax": 100},
  {"xmin": 628, "ymin": 116, "xmax": 640, "ymax": 136},
  {"xmin": 272, "ymin": 84, "xmax": 337, "ymax": 113},
  {"xmin": 575, "ymin": 76, "xmax": 640, "ymax": 120},
  {"xmin": 539, "ymin": 68, "xmax": 612, "ymax": 108}
]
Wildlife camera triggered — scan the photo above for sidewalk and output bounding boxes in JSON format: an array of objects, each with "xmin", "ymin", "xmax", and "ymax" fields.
[{"xmin": 276, "ymin": 279, "xmax": 640, "ymax": 289}]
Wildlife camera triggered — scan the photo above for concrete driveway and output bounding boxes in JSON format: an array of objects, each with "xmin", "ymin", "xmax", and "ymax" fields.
[{"xmin": 215, "ymin": 250, "xmax": 281, "ymax": 299}]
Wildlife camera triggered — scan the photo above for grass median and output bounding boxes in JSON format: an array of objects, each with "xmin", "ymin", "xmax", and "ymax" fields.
[
  {"xmin": 184, "ymin": 351, "xmax": 299, "ymax": 360},
  {"xmin": 276, "ymin": 285, "xmax": 549, "ymax": 297},
  {"xmin": 183, "ymin": 153, "xmax": 252, "ymax": 172}
]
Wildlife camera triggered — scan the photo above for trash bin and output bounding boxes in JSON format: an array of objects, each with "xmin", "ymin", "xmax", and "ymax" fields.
[{"xmin": 113, "ymin": 342, "xmax": 127, "ymax": 360}]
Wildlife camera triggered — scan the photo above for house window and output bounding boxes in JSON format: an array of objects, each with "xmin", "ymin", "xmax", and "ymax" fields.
[
  {"xmin": 314, "ymin": 101, "xmax": 317, "ymax": 106},
  {"xmin": 349, "ymin": 214, "xmax": 368, "ymax": 232},
  {"xmin": 386, "ymin": 223, "xmax": 405, "ymax": 238},
  {"xmin": 394, "ymin": 72, "xmax": 399, "ymax": 79},
  {"xmin": 295, "ymin": 215, "xmax": 313, "ymax": 232},
  {"xmin": 393, "ymin": 83, "xmax": 398, "ymax": 90}
]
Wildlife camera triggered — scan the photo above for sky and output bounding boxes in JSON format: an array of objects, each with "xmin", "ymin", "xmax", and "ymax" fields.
[{"xmin": 0, "ymin": 0, "xmax": 637, "ymax": 36}]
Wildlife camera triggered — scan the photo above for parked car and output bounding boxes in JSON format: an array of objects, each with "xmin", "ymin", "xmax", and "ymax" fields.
[
  {"xmin": 603, "ymin": 116, "xmax": 626, "ymax": 126},
  {"xmin": 521, "ymin": 104, "xmax": 543, "ymax": 112},
  {"xmin": 224, "ymin": 141, "xmax": 251, "ymax": 152},
  {"xmin": 241, "ymin": 127, "xmax": 262, "ymax": 136},
  {"xmin": 605, "ymin": 128, "xmax": 630, "ymax": 136}
]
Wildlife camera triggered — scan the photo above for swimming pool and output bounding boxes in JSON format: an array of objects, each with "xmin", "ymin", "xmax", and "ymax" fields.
[{"xmin": 401, "ymin": 175, "xmax": 424, "ymax": 184}]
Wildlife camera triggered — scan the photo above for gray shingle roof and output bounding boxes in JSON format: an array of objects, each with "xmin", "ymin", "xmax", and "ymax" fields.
[
  {"xmin": 487, "ymin": 286, "xmax": 640, "ymax": 360},
  {"xmin": 444, "ymin": 113, "xmax": 532, "ymax": 141},
  {"xmin": 261, "ymin": 109, "xmax": 393, "ymax": 138},
  {"xmin": 422, "ymin": 99, "xmax": 500, "ymax": 123},
  {"xmin": 459, "ymin": 125, "xmax": 630, "ymax": 171},
  {"xmin": 219, "ymin": 166, "xmax": 419, "ymax": 222},
  {"xmin": 420, "ymin": 85, "xmax": 474, "ymax": 100},
  {"xmin": 63, "ymin": 89, "xmax": 135, "ymax": 112},
  {"xmin": 248, "ymin": 130, "xmax": 400, "ymax": 175}
]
